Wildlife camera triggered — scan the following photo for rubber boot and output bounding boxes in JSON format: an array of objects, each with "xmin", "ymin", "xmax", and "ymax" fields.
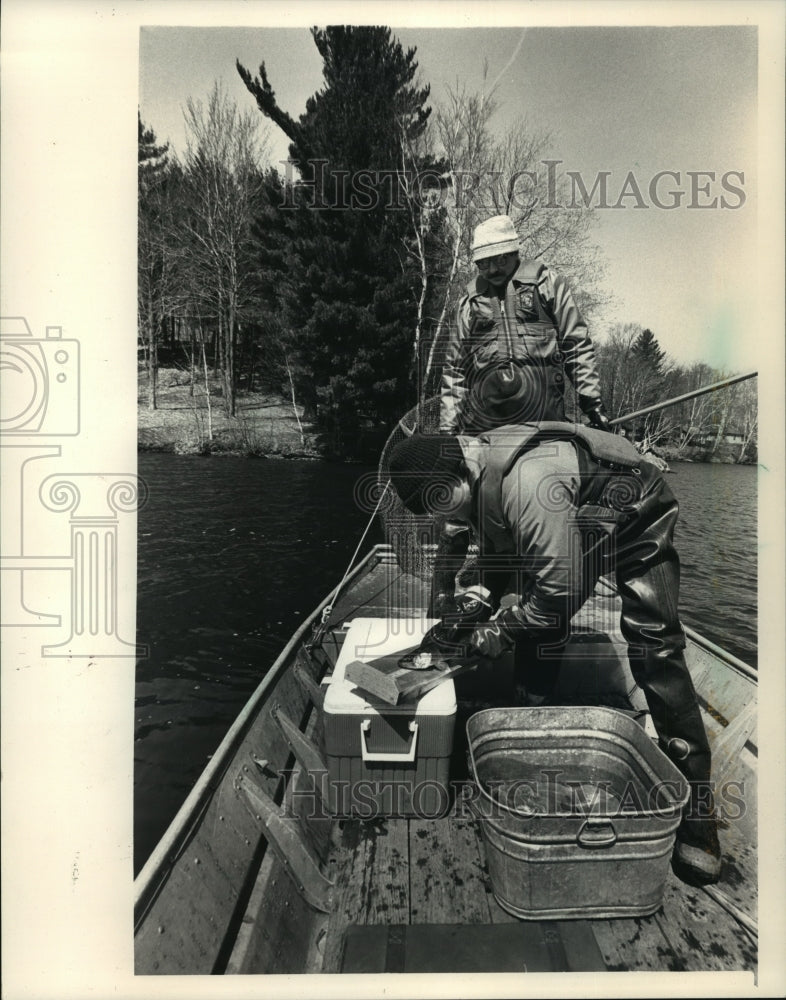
[
  {"xmin": 614, "ymin": 473, "xmax": 721, "ymax": 887},
  {"xmin": 667, "ymin": 728, "xmax": 722, "ymax": 887}
]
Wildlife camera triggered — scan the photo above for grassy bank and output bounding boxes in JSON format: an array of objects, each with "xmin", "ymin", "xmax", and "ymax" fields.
[
  {"xmin": 658, "ymin": 442, "xmax": 757, "ymax": 466},
  {"xmin": 138, "ymin": 367, "xmax": 320, "ymax": 458}
]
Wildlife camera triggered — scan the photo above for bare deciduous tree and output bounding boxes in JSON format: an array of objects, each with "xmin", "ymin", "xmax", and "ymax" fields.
[
  {"xmin": 668, "ymin": 362, "xmax": 718, "ymax": 454},
  {"xmin": 138, "ymin": 115, "xmax": 174, "ymax": 410},
  {"xmin": 733, "ymin": 379, "xmax": 758, "ymax": 463},
  {"xmin": 592, "ymin": 329, "xmax": 757, "ymax": 462},
  {"xmin": 418, "ymin": 81, "xmax": 607, "ymax": 394},
  {"xmin": 179, "ymin": 83, "xmax": 269, "ymax": 417}
]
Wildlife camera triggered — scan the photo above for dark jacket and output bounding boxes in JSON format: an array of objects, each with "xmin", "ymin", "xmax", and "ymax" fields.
[{"xmin": 439, "ymin": 262, "xmax": 603, "ymax": 433}]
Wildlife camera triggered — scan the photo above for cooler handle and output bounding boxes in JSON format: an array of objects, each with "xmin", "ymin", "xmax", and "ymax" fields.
[
  {"xmin": 577, "ymin": 818, "xmax": 617, "ymax": 849},
  {"xmin": 360, "ymin": 719, "xmax": 419, "ymax": 762}
]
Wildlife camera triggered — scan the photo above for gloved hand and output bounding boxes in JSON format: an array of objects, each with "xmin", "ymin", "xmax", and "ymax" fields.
[
  {"xmin": 454, "ymin": 586, "xmax": 494, "ymax": 622},
  {"xmin": 419, "ymin": 586, "xmax": 495, "ymax": 660},
  {"xmin": 470, "ymin": 619, "xmax": 515, "ymax": 659},
  {"xmin": 585, "ymin": 405, "xmax": 611, "ymax": 432},
  {"xmin": 431, "ymin": 586, "xmax": 493, "ymax": 625},
  {"xmin": 470, "ymin": 605, "xmax": 530, "ymax": 658}
]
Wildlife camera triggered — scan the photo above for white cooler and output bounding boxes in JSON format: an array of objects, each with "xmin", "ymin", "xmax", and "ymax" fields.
[{"xmin": 323, "ymin": 617, "xmax": 457, "ymax": 818}]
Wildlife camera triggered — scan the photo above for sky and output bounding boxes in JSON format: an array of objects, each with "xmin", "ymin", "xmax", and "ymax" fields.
[{"xmin": 140, "ymin": 23, "xmax": 759, "ymax": 372}]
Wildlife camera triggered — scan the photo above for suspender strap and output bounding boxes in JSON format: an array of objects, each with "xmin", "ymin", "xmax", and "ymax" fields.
[{"xmin": 488, "ymin": 293, "xmax": 514, "ymax": 356}]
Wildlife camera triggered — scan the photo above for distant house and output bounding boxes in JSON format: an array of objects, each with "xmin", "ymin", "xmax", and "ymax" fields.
[{"xmin": 688, "ymin": 427, "xmax": 746, "ymax": 446}]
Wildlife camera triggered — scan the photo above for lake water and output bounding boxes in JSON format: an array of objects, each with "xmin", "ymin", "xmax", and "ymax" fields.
[{"xmin": 134, "ymin": 454, "xmax": 757, "ymax": 874}]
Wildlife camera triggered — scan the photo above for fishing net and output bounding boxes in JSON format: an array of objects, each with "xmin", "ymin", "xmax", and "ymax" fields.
[
  {"xmin": 376, "ymin": 397, "xmax": 480, "ymax": 592},
  {"xmin": 376, "ymin": 396, "xmax": 445, "ymax": 581}
]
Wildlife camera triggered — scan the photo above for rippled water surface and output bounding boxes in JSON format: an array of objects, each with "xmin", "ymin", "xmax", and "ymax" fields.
[
  {"xmin": 134, "ymin": 455, "xmax": 382, "ymax": 873},
  {"xmin": 135, "ymin": 454, "xmax": 756, "ymax": 873},
  {"xmin": 668, "ymin": 461, "xmax": 757, "ymax": 665}
]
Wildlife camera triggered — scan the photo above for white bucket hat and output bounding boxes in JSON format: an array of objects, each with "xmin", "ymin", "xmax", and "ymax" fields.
[{"xmin": 471, "ymin": 214, "xmax": 520, "ymax": 262}]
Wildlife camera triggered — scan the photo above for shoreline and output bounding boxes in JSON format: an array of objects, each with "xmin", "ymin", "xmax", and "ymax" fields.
[
  {"xmin": 137, "ymin": 438, "xmax": 323, "ymax": 460},
  {"xmin": 137, "ymin": 442, "xmax": 757, "ymax": 467},
  {"xmin": 137, "ymin": 367, "xmax": 322, "ymax": 460},
  {"xmin": 138, "ymin": 369, "xmax": 756, "ymax": 466}
]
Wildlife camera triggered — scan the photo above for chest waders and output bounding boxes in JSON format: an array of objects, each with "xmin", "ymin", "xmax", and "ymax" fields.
[
  {"xmin": 461, "ymin": 263, "xmax": 568, "ymax": 432},
  {"xmin": 475, "ymin": 424, "xmax": 714, "ymax": 829}
]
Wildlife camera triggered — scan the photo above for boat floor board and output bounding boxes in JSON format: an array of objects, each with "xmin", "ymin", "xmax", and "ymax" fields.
[
  {"xmin": 408, "ymin": 817, "xmax": 491, "ymax": 925},
  {"xmin": 321, "ymin": 818, "xmax": 411, "ymax": 973},
  {"xmin": 312, "ymin": 804, "xmax": 757, "ymax": 975},
  {"xmin": 331, "ymin": 565, "xmax": 430, "ymax": 626},
  {"xmin": 658, "ymin": 879, "xmax": 757, "ymax": 971},
  {"xmin": 591, "ymin": 908, "xmax": 686, "ymax": 972},
  {"xmin": 591, "ymin": 872, "xmax": 757, "ymax": 974}
]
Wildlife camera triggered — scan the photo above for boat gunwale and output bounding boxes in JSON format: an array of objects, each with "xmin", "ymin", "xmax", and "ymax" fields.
[
  {"xmin": 133, "ymin": 543, "xmax": 387, "ymax": 920},
  {"xmin": 683, "ymin": 624, "xmax": 757, "ymax": 682}
]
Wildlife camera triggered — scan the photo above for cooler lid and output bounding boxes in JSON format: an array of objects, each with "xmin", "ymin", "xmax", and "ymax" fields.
[{"xmin": 325, "ymin": 617, "xmax": 457, "ymax": 715}]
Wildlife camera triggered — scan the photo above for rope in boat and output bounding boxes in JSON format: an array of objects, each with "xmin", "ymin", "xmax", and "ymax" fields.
[
  {"xmin": 308, "ymin": 480, "xmax": 390, "ymax": 648},
  {"xmin": 701, "ymin": 884, "xmax": 758, "ymax": 943}
]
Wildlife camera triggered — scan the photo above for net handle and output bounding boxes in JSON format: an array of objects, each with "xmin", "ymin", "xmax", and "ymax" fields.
[{"xmin": 317, "ymin": 479, "xmax": 390, "ymax": 630}]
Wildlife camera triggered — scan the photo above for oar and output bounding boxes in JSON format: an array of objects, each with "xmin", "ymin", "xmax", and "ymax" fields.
[{"xmin": 607, "ymin": 371, "xmax": 757, "ymax": 427}]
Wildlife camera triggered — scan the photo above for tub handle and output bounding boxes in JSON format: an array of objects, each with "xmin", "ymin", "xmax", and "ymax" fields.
[
  {"xmin": 360, "ymin": 719, "xmax": 419, "ymax": 762},
  {"xmin": 577, "ymin": 818, "xmax": 617, "ymax": 849},
  {"xmin": 464, "ymin": 793, "xmax": 493, "ymax": 821}
]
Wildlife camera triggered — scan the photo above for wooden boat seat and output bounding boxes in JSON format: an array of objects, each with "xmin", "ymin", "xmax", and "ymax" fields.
[{"xmin": 340, "ymin": 920, "xmax": 606, "ymax": 973}]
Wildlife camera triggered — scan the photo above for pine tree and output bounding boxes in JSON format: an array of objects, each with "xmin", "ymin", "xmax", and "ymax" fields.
[
  {"xmin": 629, "ymin": 327, "xmax": 669, "ymax": 442},
  {"xmin": 138, "ymin": 114, "xmax": 172, "ymax": 408},
  {"xmin": 138, "ymin": 111, "xmax": 169, "ymax": 192},
  {"xmin": 237, "ymin": 27, "xmax": 436, "ymax": 457},
  {"xmin": 630, "ymin": 328, "xmax": 667, "ymax": 376}
]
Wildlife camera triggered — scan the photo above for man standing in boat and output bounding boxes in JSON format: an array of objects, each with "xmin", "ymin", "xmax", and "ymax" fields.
[
  {"xmin": 387, "ymin": 423, "xmax": 722, "ymax": 888},
  {"xmin": 439, "ymin": 213, "xmax": 609, "ymax": 435}
]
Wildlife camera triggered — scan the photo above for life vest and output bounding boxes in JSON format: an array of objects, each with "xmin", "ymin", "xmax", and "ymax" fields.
[
  {"xmin": 471, "ymin": 422, "xmax": 653, "ymax": 552},
  {"xmin": 461, "ymin": 262, "xmax": 567, "ymax": 428}
]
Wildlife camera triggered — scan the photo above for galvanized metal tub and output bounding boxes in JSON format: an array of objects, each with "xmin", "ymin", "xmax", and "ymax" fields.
[{"xmin": 467, "ymin": 706, "xmax": 689, "ymax": 920}]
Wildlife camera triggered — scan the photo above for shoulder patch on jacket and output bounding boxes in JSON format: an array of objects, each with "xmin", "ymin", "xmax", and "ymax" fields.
[{"xmin": 516, "ymin": 260, "xmax": 547, "ymax": 284}]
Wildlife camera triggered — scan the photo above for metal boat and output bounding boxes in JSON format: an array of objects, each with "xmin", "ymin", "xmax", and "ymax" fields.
[{"xmin": 133, "ymin": 543, "xmax": 757, "ymax": 976}]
